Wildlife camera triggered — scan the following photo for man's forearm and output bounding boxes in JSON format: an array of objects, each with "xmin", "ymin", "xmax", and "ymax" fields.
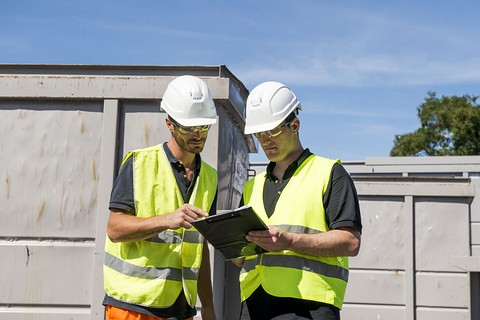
[
  {"xmin": 106, "ymin": 211, "xmax": 169, "ymax": 242},
  {"xmin": 287, "ymin": 228, "xmax": 361, "ymax": 257}
]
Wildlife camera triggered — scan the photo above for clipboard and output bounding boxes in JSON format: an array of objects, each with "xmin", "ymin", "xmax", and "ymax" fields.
[{"xmin": 192, "ymin": 206, "xmax": 268, "ymax": 261}]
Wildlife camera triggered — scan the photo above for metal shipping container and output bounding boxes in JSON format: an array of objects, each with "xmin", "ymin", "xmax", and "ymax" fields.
[
  {"xmin": 0, "ymin": 64, "xmax": 255, "ymax": 320},
  {"xmin": 249, "ymin": 157, "xmax": 480, "ymax": 320},
  {"xmin": 2, "ymin": 65, "xmax": 480, "ymax": 320}
]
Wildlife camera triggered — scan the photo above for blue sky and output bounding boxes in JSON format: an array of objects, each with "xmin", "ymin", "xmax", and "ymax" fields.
[{"xmin": 2, "ymin": 1, "xmax": 480, "ymax": 161}]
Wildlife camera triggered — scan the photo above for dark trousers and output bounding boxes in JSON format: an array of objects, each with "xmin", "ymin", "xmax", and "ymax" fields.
[{"xmin": 239, "ymin": 286, "xmax": 340, "ymax": 320}]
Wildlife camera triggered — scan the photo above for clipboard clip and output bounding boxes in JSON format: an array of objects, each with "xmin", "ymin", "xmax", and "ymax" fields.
[{"xmin": 206, "ymin": 211, "xmax": 241, "ymax": 222}]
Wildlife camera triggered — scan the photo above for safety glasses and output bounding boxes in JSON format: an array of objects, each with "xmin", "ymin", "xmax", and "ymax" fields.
[
  {"xmin": 170, "ymin": 117, "xmax": 210, "ymax": 134},
  {"xmin": 254, "ymin": 120, "xmax": 293, "ymax": 139}
]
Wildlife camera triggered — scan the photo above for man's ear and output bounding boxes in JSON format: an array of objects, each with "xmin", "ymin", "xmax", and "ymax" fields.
[
  {"xmin": 292, "ymin": 118, "xmax": 300, "ymax": 133},
  {"xmin": 165, "ymin": 117, "xmax": 174, "ymax": 132}
]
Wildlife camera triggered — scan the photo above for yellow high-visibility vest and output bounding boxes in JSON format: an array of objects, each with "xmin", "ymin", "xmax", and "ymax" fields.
[
  {"xmin": 104, "ymin": 144, "xmax": 217, "ymax": 308},
  {"xmin": 241, "ymin": 154, "xmax": 348, "ymax": 309}
]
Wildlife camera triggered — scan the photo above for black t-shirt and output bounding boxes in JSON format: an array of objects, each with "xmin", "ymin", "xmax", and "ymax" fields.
[{"xmin": 103, "ymin": 142, "xmax": 217, "ymax": 319}]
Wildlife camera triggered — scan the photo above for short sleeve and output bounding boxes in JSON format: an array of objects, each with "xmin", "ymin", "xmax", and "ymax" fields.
[
  {"xmin": 108, "ymin": 156, "xmax": 136, "ymax": 214},
  {"xmin": 323, "ymin": 163, "xmax": 362, "ymax": 233}
]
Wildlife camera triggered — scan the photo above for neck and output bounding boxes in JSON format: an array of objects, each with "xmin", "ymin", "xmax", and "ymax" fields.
[
  {"xmin": 167, "ymin": 139, "xmax": 196, "ymax": 168},
  {"xmin": 273, "ymin": 146, "xmax": 304, "ymax": 179}
]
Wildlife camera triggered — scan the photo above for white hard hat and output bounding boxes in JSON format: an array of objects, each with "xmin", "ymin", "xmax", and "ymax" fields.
[
  {"xmin": 161, "ymin": 75, "xmax": 217, "ymax": 126},
  {"xmin": 244, "ymin": 81, "xmax": 301, "ymax": 134}
]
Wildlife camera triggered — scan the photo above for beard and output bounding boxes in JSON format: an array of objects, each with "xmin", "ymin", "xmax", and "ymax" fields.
[{"xmin": 174, "ymin": 133, "xmax": 207, "ymax": 154}]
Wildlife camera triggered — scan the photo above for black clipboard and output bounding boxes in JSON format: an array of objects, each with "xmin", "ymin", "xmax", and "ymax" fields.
[{"xmin": 192, "ymin": 206, "xmax": 268, "ymax": 261}]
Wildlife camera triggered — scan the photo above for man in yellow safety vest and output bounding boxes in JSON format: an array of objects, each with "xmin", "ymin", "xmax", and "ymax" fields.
[
  {"xmin": 103, "ymin": 75, "xmax": 218, "ymax": 320},
  {"xmin": 237, "ymin": 81, "xmax": 363, "ymax": 320}
]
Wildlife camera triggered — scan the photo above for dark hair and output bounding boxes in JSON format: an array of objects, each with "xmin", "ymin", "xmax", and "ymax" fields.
[
  {"xmin": 285, "ymin": 111, "xmax": 297, "ymax": 123},
  {"xmin": 167, "ymin": 115, "xmax": 181, "ymax": 126}
]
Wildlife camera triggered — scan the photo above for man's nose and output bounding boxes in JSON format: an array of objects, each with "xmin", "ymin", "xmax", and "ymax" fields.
[
  {"xmin": 257, "ymin": 133, "xmax": 270, "ymax": 142},
  {"xmin": 192, "ymin": 130, "xmax": 203, "ymax": 138}
]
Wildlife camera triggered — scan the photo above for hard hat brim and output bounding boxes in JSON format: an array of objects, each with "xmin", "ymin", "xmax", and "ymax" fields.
[
  {"xmin": 174, "ymin": 116, "xmax": 217, "ymax": 127},
  {"xmin": 244, "ymin": 118, "xmax": 283, "ymax": 135}
]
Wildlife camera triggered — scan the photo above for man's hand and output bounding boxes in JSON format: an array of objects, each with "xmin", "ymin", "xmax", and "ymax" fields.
[
  {"xmin": 107, "ymin": 204, "xmax": 208, "ymax": 243},
  {"xmin": 162, "ymin": 204, "xmax": 209, "ymax": 230},
  {"xmin": 246, "ymin": 226, "xmax": 289, "ymax": 252}
]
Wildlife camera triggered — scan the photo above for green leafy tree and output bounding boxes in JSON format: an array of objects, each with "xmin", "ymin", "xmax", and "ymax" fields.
[{"xmin": 390, "ymin": 92, "xmax": 480, "ymax": 156}]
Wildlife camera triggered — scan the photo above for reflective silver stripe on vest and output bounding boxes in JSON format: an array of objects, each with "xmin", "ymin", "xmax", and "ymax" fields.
[
  {"xmin": 241, "ymin": 256, "xmax": 261, "ymax": 274},
  {"xmin": 105, "ymin": 252, "xmax": 182, "ymax": 281},
  {"xmin": 182, "ymin": 266, "xmax": 199, "ymax": 281},
  {"xmin": 183, "ymin": 230, "xmax": 203, "ymax": 244},
  {"xmin": 144, "ymin": 230, "xmax": 203, "ymax": 244},
  {"xmin": 241, "ymin": 254, "xmax": 348, "ymax": 282},
  {"xmin": 105, "ymin": 252, "xmax": 200, "ymax": 281},
  {"xmin": 145, "ymin": 230, "xmax": 182, "ymax": 244},
  {"xmin": 274, "ymin": 224, "xmax": 322, "ymax": 234}
]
